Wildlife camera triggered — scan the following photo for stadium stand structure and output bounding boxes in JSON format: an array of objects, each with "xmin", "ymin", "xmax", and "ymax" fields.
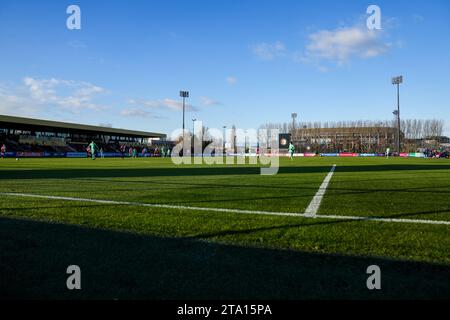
[
  {"xmin": 286, "ymin": 126, "xmax": 449, "ymax": 157},
  {"xmin": 291, "ymin": 126, "xmax": 398, "ymax": 153},
  {"xmin": 0, "ymin": 114, "xmax": 167, "ymax": 157}
]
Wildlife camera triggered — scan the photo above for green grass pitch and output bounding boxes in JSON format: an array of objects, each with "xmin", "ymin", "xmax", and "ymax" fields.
[{"xmin": 0, "ymin": 157, "xmax": 449, "ymax": 299}]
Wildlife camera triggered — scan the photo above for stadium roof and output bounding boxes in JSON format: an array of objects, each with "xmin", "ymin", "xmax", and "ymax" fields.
[{"xmin": 0, "ymin": 114, "xmax": 166, "ymax": 139}]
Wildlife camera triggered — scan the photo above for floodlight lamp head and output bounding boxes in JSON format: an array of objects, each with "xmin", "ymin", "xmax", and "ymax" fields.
[
  {"xmin": 180, "ymin": 91, "xmax": 189, "ymax": 98},
  {"xmin": 391, "ymin": 76, "xmax": 403, "ymax": 85}
]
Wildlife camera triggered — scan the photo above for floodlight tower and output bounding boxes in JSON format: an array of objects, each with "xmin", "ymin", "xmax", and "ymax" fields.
[
  {"xmin": 291, "ymin": 113, "xmax": 297, "ymax": 142},
  {"xmin": 192, "ymin": 118, "xmax": 197, "ymax": 136},
  {"xmin": 391, "ymin": 76, "xmax": 403, "ymax": 154},
  {"xmin": 192, "ymin": 118, "xmax": 197, "ymax": 153},
  {"xmin": 291, "ymin": 113, "xmax": 297, "ymax": 131},
  {"xmin": 223, "ymin": 125, "xmax": 227, "ymax": 156},
  {"xmin": 180, "ymin": 91, "xmax": 189, "ymax": 134}
]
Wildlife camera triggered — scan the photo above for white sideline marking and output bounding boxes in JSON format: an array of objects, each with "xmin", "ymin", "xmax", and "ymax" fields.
[
  {"xmin": 0, "ymin": 192, "xmax": 303, "ymax": 217},
  {"xmin": 0, "ymin": 192, "xmax": 449, "ymax": 226},
  {"xmin": 304, "ymin": 164, "xmax": 336, "ymax": 217}
]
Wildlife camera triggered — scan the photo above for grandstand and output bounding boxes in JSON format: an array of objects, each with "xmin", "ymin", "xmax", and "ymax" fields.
[
  {"xmin": 290, "ymin": 126, "xmax": 449, "ymax": 154},
  {"xmin": 0, "ymin": 115, "xmax": 166, "ymax": 157},
  {"xmin": 291, "ymin": 126, "xmax": 398, "ymax": 153}
]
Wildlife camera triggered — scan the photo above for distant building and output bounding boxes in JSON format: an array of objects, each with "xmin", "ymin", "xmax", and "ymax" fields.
[
  {"xmin": 423, "ymin": 136, "xmax": 450, "ymax": 145},
  {"xmin": 291, "ymin": 126, "xmax": 399, "ymax": 153}
]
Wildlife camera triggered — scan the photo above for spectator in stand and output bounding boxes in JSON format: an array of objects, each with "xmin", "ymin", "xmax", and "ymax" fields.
[
  {"xmin": 1, "ymin": 144, "xmax": 6, "ymax": 159},
  {"xmin": 142, "ymin": 147, "xmax": 147, "ymax": 157},
  {"xmin": 100, "ymin": 147, "xmax": 104, "ymax": 158},
  {"xmin": 120, "ymin": 144, "xmax": 126, "ymax": 159},
  {"xmin": 129, "ymin": 146, "xmax": 133, "ymax": 158}
]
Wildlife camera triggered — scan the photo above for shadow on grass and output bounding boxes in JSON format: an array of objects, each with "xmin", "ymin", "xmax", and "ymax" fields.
[
  {"xmin": 1, "ymin": 163, "xmax": 450, "ymax": 180},
  {"xmin": 189, "ymin": 219, "xmax": 355, "ymax": 239},
  {"xmin": 0, "ymin": 217, "xmax": 448, "ymax": 300},
  {"xmin": 383, "ymin": 208, "xmax": 450, "ymax": 219},
  {"xmin": 318, "ymin": 208, "xmax": 450, "ymax": 221}
]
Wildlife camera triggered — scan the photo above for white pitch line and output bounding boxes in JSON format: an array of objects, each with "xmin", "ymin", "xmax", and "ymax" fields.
[
  {"xmin": 0, "ymin": 192, "xmax": 303, "ymax": 218},
  {"xmin": 304, "ymin": 164, "xmax": 336, "ymax": 217},
  {"xmin": 309, "ymin": 214, "xmax": 450, "ymax": 226},
  {"xmin": 0, "ymin": 192, "xmax": 449, "ymax": 226}
]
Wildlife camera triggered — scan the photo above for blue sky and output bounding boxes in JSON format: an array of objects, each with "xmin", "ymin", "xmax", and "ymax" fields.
[{"xmin": 0, "ymin": 0, "xmax": 449, "ymax": 136}]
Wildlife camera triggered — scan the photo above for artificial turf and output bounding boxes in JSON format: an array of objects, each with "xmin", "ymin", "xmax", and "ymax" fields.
[{"xmin": 0, "ymin": 157, "xmax": 449, "ymax": 299}]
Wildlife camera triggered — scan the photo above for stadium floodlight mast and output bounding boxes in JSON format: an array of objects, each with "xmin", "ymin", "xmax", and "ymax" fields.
[
  {"xmin": 180, "ymin": 91, "xmax": 189, "ymax": 134},
  {"xmin": 391, "ymin": 76, "xmax": 403, "ymax": 154},
  {"xmin": 192, "ymin": 118, "xmax": 197, "ymax": 152},
  {"xmin": 192, "ymin": 118, "xmax": 197, "ymax": 136},
  {"xmin": 291, "ymin": 113, "xmax": 297, "ymax": 132},
  {"xmin": 223, "ymin": 125, "xmax": 227, "ymax": 156}
]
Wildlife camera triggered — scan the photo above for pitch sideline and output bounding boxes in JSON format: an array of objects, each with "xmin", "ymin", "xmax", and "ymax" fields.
[{"xmin": 0, "ymin": 191, "xmax": 449, "ymax": 226}]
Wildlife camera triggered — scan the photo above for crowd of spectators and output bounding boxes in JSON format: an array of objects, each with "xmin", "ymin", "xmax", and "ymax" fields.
[
  {"xmin": 0, "ymin": 134, "xmax": 172, "ymax": 157},
  {"xmin": 423, "ymin": 148, "xmax": 450, "ymax": 158}
]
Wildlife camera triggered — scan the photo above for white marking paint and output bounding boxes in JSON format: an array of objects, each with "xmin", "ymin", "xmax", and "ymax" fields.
[
  {"xmin": 0, "ymin": 192, "xmax": 449, "ymax": 226},
  {"xmin": 304, "ymin": 164, "xmax": 336, "ymax": 217}
]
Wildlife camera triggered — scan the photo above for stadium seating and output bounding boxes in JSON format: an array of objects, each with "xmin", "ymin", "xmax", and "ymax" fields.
[{"xmin": 0, "ymin": 133, "xmax": 166, "ymax": 156}]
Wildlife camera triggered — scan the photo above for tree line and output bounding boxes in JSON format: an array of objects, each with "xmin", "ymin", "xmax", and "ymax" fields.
[{"xmin": 259, "ymin": 119, "xmax": 446, "ymax": 139}]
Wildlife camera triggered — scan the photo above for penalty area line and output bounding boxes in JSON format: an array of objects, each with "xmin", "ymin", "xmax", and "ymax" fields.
[{"xmin": 0, "ymin": 192, "xmax": 449, "ymax": 226}]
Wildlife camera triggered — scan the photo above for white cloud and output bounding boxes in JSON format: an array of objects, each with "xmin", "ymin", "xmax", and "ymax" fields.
[
  {"xmin": 161, "ymin": 98, "xmax": 192, "ymax": 111},
  {"xmin": 0, "ymin": 78, "xmax": 106, "ymax": 118},
  {"xmin": 301, "ymin": 26, "xmax": 389, "ymax": 65},
  {"xmin": 22, "ymin": 77, "xmax": 106, "ymax": 112},
  {"xmin": 76, "ymin": 85, "xmax": 104, "ymax": 97},
  {"xmin": 226, "ymin": 76, "xmax": 237, "ymax": 85},
  {"xmin": 251, "ymin": 22, "xmax": 395, "ymax": 71},
  {"xmin": 23, "ymin": 77, "xmax": 60, "ymax": 102},
  {"xmin": 0, "ymin": 89, "xmax": 40, "ymax": 117},
  {"xmin": 200, "ymin": 96, "xmax": 221, "ymax": 106},
  {"xmin": 120, "ymin": 108, "xmax": 153, "ymax": 117},
  {"xmin": 128, "ymin": 98, "xmax": 197, "ymax": 112},
  {"xmin": 251, "ymin": 41, "xmax": 286, "ymax": 60},
  {"xmin": 127, "ymin": 99, "xmax": 159, "ymax": 108}
]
